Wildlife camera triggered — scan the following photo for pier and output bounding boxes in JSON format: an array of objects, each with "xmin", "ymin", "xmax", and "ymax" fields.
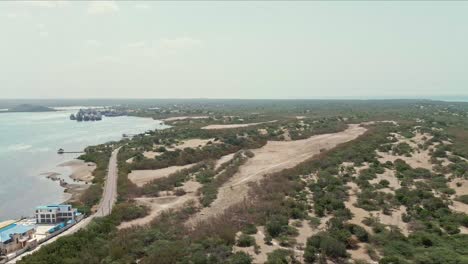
[{"xmin": 57, "ymin": 149, "xmax": 84, "ymax": 154}]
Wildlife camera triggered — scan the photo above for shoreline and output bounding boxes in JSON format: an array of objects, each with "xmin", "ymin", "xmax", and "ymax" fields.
[
  {"xmin": 40, "ymin": 159, "xmax": 96, "ymax": 204},
  {"xmin": 0, "ymin": 111, "xmax": 165, "ymax": 221}
]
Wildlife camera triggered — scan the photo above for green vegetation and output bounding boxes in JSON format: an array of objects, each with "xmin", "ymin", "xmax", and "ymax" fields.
[
  {"xmin": 19, "ymin": 100, "xmax": 468, "ymax": 264},
  {"xmin": 73, "ymin": 145, "xmax": 112, "ymax": 214}
]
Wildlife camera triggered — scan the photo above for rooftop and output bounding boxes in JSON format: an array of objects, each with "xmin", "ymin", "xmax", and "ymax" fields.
[
  {"xmin": 0, "ymin": 224, "xmax": 35, "ymax": 243},
  {"xmin": 35, "ymin": 204, "xmax": 72, "ymax": 210}
]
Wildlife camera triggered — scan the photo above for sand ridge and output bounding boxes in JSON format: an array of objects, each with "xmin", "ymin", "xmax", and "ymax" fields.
[
  {"xmin": 129, "ymin": 163, "xmax": 196, "ymax": 187},
  {"xmin": 201, "ymin": 120, "xmax": 277, "ymax": 130},
  {"xmin": 189, "ymin": 124, "xmax": 367, "ymax": 224}
]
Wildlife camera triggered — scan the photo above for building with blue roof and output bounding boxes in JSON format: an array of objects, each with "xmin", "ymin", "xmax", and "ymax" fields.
[{"xmin": 0, "ymin": 223, "xmax": 36, "ymax": 255}]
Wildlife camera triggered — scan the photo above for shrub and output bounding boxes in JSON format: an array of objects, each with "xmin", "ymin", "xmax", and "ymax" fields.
[
  {"xmin": 228, "ymin": 252, "xmax": 252, "ymax": 264},
  {"xmin": 456, "ymin": 195, "xmax": 468, "ymax": 204},
  {"xmin": 266, "ymin": 249, "xmax": 295, "ymax": 264},
  {"xmin": 237, "ymin": 234, "xmax": 255, "ymax": 247},
  {"xmin": 307, "ymin": 233, "xmax": 347, "ymax": 259},
  {"xmin": 266, "ymin": 215, "xmax": 289, "ymax": 237},
  {"xmin": 242, "ymin": 224, "xmax": 258, "ymax": 235}
]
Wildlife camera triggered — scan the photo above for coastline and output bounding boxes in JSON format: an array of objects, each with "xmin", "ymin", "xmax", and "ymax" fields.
[
  {"xmin": 0, "ymin": 110, "xmax": 166, "ymax": 221},
  {"xmin": 40, "ymin": 159, "xmax": 96, "ymax": 204}
]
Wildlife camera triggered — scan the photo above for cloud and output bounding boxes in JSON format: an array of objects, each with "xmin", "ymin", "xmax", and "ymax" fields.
[
  {"xmin": 37, "ymin": 23, "xmax": 49, "ymax": 37},
  {"xmin": 85, "ymin": 39, "xmax": 102, "ymax": 47},
  {"xmin": 17, "ymin": 1, "xmax": 69, "ymax": 8},
  {"xmin": 159, "ymin": 37, "xmax": 202, "ymax": 50},
  {"xmin": 87, "ymin": 1, "xmax": 119, "ymax": 15},
  {"xmin": 127, "ymin": 41, "xmax": 146, "ymax": 48},
  {"xmin": 134, "ymin": 3, "xmax": 150, "ymax": 10}
]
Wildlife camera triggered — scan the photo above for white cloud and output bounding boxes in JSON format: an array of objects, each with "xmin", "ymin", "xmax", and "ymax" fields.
[
  {"xmin": 85, "ymin": 39, "xmax": 102, "ymax": 47},
  {"xmin": 127, "ymin": 41, "xmax": 146, "ymax": 48},
  {"xmin": 87, "ymin": 1, "xmax": 119, "ymax": 15},
  {"xmin": 17, "ymin": 1, "xmax": 69, "ymax": 8},
  {"xmin": 37, "ymin": 23, "xmax": 48, "ymax": 37},
  {"xmin": 159, "ymin": 37, "xmax": 202, "ymax": 49},
  {"xmin": 134, "ymin": 3, "xmax": 150, "ymax": 10},
  {"xmin": 39, "ymin": 31, "xmax": 49, "ymax": 37}
]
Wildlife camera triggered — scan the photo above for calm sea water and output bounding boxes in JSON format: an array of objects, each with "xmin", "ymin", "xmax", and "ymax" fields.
[{"xmin": 0, "ymin": 110, "xmax": 166, "ymax": 221}]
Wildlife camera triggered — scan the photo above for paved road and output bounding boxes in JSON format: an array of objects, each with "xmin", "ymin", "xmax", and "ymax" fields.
[
  {"xmin": 95, "ymin": 148, "xmax": 120, "ymax": 217},
  {"xmin": 8, "ymin": 148, "xmax": 120, "ymax": 263}
]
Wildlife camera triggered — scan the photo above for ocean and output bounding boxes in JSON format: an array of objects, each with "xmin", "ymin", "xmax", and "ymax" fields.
[{"xmin": 0, "ymin": 109, "xmax": 166, "ymax": 221}]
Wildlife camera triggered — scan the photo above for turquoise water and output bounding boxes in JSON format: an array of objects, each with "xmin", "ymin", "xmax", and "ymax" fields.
[{"xmin": 0, "ymin": 110, "xmax": 166, "ymax": 221}]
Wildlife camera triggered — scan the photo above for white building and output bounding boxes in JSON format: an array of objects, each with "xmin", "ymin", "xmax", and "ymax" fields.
[{"xmin": 35, "ymin": 205, "xmax": 78, "ymax": 224}]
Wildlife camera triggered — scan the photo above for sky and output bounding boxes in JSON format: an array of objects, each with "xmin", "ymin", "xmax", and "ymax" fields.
[{"xmin": 1, "ymin": 1, "xmax": 467, "ymax": 99}]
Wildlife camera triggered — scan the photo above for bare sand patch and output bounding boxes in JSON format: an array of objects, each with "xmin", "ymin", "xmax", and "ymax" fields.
[
  {"xmin": 129, "ymin": 164, "xmax": 195, "ymax": 187},
  {"xmin": 450, "ymin": 201, "xmax": 468, "ymax": 214},
  {"xmin": 189, "ymin": 124, "xmax": 367, "ymax": 225},
  {"xmin": 174, "ymin": 138, "xmax": 215, "ymax": 149},
  {"xmin": 348, "ymin": 243, "xmax": 378, "ymax": 264},
  {"xmin": 201, "ymin": 120, "xmax": 277, "ymax": 130},
  {"xmin": 449, "ymin": 178, "xmax": 468, "ymax": 196},
  {"xmin": 376, "ymin": 150, "xmax": 433, "ymax": 171},
  {"xmin": 214, "ymin": 153, "xmax": 236, "ymax": 170},
  {"xmin": 294, "ymin": 220, "xmax": 314, "ymax": 248},
  {"xmin": 258, "ymin": 128, "xmax": 268, "ymax": 135},
  {"xmin": 369, "ymin": 169, "xmax": 401, "ymax": 191},
  {"xmin": 377, "ymin": 206, "xmax": 409, "ymax": 236},
  {"xmin": 233, "ymin": 226, "xmax": 280, "ymax": 264},
  {"xmin": 282, "ymin": 129, "xmax": 292, "ymax": 141},
  {"xmin": 345, "ymin": 182, "xmax": 373, "ymax": 233},
  {"xmin": 119, "ymin": 180, "xmax": 201, "ymax": 229},
  {"xmin": 59, "ymin": 160, "xmax": 96, "ymax": 183},
  {"xmin": 143, "ymin": 151, "xmax": 162, "ymax": 159},
  {"xmin": 163, "ymin": 116, "xmax": 209, "ymax": 121},
  {"xmin": 64, "ymin": 183, "xmax": 91, "ymax": 203}
]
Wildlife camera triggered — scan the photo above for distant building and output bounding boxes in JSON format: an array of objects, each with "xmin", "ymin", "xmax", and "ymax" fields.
[
  {"xmin": 0, "ymin": 222, "xmax": 36, "ymax": 255},
  {"xmin": 35, "ymin": 205, "xmax": 78, "ymax": 224}
]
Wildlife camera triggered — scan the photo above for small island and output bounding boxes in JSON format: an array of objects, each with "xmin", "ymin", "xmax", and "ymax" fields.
[{"xmin": 6, "ymin": 104, "xmax": 56, "ymax": 112}]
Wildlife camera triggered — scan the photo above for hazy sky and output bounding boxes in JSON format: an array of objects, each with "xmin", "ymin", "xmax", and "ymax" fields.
[{"xmin": 1, "ymin": 1, "xmax": 467, "ymax": 99}]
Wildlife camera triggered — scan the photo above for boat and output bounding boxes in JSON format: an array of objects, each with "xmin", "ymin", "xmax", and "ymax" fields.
[{"xmin": 70, "ymin": 114, "xmax": 76, "ymax": 120}]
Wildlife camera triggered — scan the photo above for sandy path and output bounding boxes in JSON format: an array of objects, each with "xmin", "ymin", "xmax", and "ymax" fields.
[
  {"xmin": 128, "ymin": 164, "xmax": 195, "ymax": 187},
  {"xmin": 369, "ymin": 169, "xmax": 401, "ymax": 193},
  {"xmin": 188, "ymin": 124, "xmax": 367, "ymax": 225},
  {"xmin": 201, "ymin": 120, "xmax": 277, "ymax": 130},
  {"xmin": 348, "ymin": 243, "xmax": 378, "ymax": 264},
  {"xmin": 174, "ymin": 138, "xmax": 215, "ymax": 149},
  {"xmin": 119, "ymin": 180, "xmax": 201, "ymax": 229},
  {"xmin": 214, "ymin": 153, "xmax": 236, "ymax": 170},
  {"xmin": 345, "ymin": 182, "xmax": 373, "ymax": 233},
  {"xmin": 163, "ymin": 116, "xmax": 209, "ymax": 121}
]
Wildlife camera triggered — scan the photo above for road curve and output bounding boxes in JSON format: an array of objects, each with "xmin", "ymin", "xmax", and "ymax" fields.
[{"xmin": 8, "ymin": 148, "xmax": 120, "ymax": 263}]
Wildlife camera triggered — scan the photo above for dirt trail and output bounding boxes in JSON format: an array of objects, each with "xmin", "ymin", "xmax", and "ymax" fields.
[
  {"xmin": 119, "ymin": 180, "xmax": 201, "ymax": 229},
  {"xmin": 188, "ymin": 124, "xmax": 367, "ymax": 225},
  {"xmin": 201, "ymin": 120, "xmax": 277, "ymax": 130},
  {"xmin": 129, "ymin": 164, "xmax": 195, "ymax": 187}
]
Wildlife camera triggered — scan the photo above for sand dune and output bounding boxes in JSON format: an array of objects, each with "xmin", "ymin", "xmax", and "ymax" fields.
[
  {"xmin": 201, "ymin": 120, "xmax": 277, "ymax": 130},
  {"xmin": 119, "ymin": 180, "xmax": 201, "ymax": 229},
  {"xmin": 129, "ymin": 164, "xmax": 195, "ymax": 187},
  {"xmin": 189, "ymin": 124, "xmax": 367, "ymax": 224}
]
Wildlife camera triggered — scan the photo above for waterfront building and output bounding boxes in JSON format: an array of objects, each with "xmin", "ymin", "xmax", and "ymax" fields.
[
  {"xmin": 0, "ymin": 222, "xmax": 36, "ymax": 255},
  {"xmin": 34, "ymin": 204, "xmax": 78, "ymax": 224}
]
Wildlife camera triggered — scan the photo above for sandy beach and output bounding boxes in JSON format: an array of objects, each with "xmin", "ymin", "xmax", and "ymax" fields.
[{"xmin": 59, "ymin": 160, "xmax": 96, "ymax": 183}]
